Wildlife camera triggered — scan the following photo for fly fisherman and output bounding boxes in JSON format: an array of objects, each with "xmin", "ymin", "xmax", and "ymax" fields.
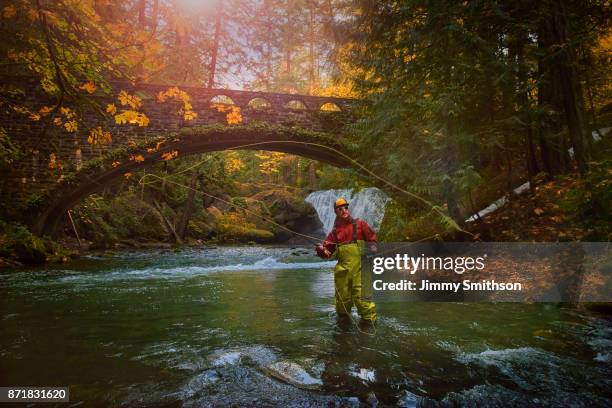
[{"xmin": 315, "ymin": 198, "xmax": 377, "ymax": 326}]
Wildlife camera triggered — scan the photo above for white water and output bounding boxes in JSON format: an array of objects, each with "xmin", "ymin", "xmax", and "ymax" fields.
[
  {"xmin": 57, "ymin": 256, "xmax": 337, "ymax": 283},
  {"xmin": 305, "ymin": 187, "xmax": 390, "ymax": 234}
]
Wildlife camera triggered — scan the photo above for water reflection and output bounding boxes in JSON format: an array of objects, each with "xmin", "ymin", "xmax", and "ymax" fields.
[{"xmin": 0, "ymin": 247, "xmax": 610, "ymax": 406}]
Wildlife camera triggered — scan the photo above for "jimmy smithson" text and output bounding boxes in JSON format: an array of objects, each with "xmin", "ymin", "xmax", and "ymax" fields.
[{"xmin": 373, "ymin": 279, "xmax": 522, "ymax": 292}]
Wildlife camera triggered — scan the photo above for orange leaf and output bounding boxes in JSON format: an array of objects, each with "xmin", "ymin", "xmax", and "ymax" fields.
[{"xmin": 79, "ymin": 82, "xmax": 97, "ymax": 94}]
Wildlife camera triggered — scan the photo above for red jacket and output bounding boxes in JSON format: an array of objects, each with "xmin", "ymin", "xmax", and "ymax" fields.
[{"xmin": 321, "ymin": 217, "xmax": 377, "ymax": 257}]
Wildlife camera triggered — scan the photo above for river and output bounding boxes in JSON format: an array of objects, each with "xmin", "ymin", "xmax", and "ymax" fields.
[{"xmin": 1, "ymin": 246, "xmax": 611, "ymax": 406}]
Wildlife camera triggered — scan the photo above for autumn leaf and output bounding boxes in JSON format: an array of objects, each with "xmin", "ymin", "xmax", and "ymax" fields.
[
  {"xmin": 106, "ymin": 103, "xmax": 117, "ymax": 115},
  {"xmin": 112, "ymin": 161, "xmax": 121, "ymax": 168},
  {"xmin": 87, "ymin": 127, "xmax": 112, "ymax": 145},
  {"xmin": 226, "ymin": 106, "xmax": 242, "ymax": 125},
  {"xmin": 53, "ymin": 118, "xmax": 63, "ymax": 126},
  {"xmin": 2, "ymin": 5, "xmax": 16, "ymax": 18},
  {"xmin": 225, "ymin": 151, "xmax": 245, "ymax": 173},
  {"xmin": 29, "ymin": 113, "xmax": 41, "ymax": 121},
  {"xmin": 48, "ymin": 153, "xmax": 57, "ymax": 169},
  {"xmin": 127, "ymin": 139, "xmax": 137, "ymax": 147},
  {"xmin": 211, "ymin": 103, "xmax": 227, "ymax": 112},
  {"xmin": 114, "ymin": 110, "xmax": 149, "ymax": 127},
  {"xmin": 64, "ymin": 121, "xmax": 78, "ymax": 132},
  {"xmin": 79, "ymin": 81, "xmax": 97, "ymax": 94},
  {"xmin": 124, "ymin": 172, "xmax": 133, "ymax": 179},
  {"xmin": 534, "ymin": 208, "xmax": 544, "ymax": 216},
  {"xmin": 118, "ymin": 90, "xmax": 142, "ymax": 109},
  {"xmin": 39, "ymin": 106, "xmax": 53, "ymax": 116},
  {"xmin": 129, "ymin": 154, "xmax": 145, "ymax": 162},
  {"xmin": 161, "ymin": 150, "xmax": 178, "ymax": 161},
  {"xmin": 183, "ymin": 110, "xmax": 197, "ymax": 120},
  {"xmin": 12, "ymin": 106, "xmax": 28, "ymax": 114}
]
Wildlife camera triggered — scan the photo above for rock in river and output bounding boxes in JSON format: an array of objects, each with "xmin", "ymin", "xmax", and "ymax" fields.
[{"xmin": 263, "ymin": 361, "xmax": 323, "ymax": 390}]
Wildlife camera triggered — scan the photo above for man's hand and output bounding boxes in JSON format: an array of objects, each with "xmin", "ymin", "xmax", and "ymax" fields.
[{"xmin": 315, "ymin": 244, "xmax": 331, "ymax": 258}]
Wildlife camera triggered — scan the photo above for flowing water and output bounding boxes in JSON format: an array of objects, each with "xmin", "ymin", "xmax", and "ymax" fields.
[
  {"xmin": 306, "ymin": 188, "xmax": 390, "ymax": 234},
  {"xmin": 1, "ymin": 247, "xmax": 611, "ymax": 407}
]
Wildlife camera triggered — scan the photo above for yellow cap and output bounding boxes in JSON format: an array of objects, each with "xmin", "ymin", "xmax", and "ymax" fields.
[{"xmin": 334, "ymin": 198, "xmax": 348, "ymax": 208}]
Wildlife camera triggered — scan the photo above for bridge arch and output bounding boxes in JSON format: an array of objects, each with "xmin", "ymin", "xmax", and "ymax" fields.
[
  {"xmin": 32, "ymin": 124, "xmax": 353, "ymax": 236},
  {"xmin": 209, "ymin": 95, "xmax": 236, "ymax": 105},
  {"xmin": 247, "ymin": 97, "xmax": 272, "ymax": 110},
  {"xmin": 285, "ymin": 100, "xmax": 308, "ymax": 110}
]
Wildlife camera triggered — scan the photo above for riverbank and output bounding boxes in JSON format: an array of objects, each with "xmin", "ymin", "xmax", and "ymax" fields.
[{"xmin": 464, "ymin": 136, "xmax": 611, "ymax": 242}]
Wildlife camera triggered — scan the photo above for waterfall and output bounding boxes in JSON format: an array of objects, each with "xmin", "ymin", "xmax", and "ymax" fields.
[{"xmin": 305, "ymin": 188, "xmax": 390, "ymax": 234}]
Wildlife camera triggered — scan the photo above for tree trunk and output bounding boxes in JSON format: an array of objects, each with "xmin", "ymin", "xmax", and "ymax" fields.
[
  {"xmin": 308, "ymin": 6, "xmax": 316, "ymax": 95},
  {"xmin": 539, "ymin": 0, "xmax": 590, "ymax": 175},
  {"xmin": 153, "ymin": 200, "xmax": 182, "ymax": 244},
  {"xmin": 176, "ymin": 169, "xmax": 199, "ymax": 240},
  {"xmin": 308, "ymin": 161, "xmax": 317, "ymax": 190},
  {"xmin": 208, "ymin": 2, "xmax": 223, "ymax": 88},
  {"xmin": 515, "ymin": 32, "xmax": 539, "ymax": 191},
  {"xmin": 537, "ymin": 27, "xmax": 568, "ymax": 177}
]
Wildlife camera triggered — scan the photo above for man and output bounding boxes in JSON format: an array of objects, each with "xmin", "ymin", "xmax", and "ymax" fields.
[{"xmin": 315, "ymin": 198, "xmax": 377, "ymax": 325}]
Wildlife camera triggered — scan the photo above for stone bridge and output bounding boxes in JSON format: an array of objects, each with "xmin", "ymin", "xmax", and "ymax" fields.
[{"xmin": 0, "ymin": 80, "xmax": 357, "ymax": 234}]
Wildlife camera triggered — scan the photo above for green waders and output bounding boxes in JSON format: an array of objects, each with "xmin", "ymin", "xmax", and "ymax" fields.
[{"xmin": 333, "ymin": 222, "xmax": 377, "ymax": 323}]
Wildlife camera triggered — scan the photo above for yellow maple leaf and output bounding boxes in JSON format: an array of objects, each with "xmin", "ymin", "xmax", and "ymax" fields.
[
  {"xmin": 39, "ymin": 106, "xmax": 53, "ymax": 116},
  {"xmin": 29, "ymin": 113, "xmax": 41, "ymax": 121},
  {"xmin": 64, "ymin": 121, "xmax": 78, "ymax": 132},
  {"xmin": 79, "ymin": 81, "xmax": 97, "ymax": 94},
  {"xmin": 106, "ymin": 103, "xmax": 117, "ymax": 115},
  {"xmin": 53, "ymin": 117, "xmax": 63, "ymax": 126},
  {"xmin": 111, "ymin": 161, "xmax": 121, "ymax": 168},
  {"xmin": 161, "ymin": 150, "xmax": 178, "ymax": 161},
  {"xmin": 226, "ymin": 107, "xmax": 242, "ymax": 125},
  {"xmin": 117, "ymin": 90, "xmax": 142, "ymax": 109},
  {"xmin": 87, "ymin": 127, "xmax": 112, "ymax": 145},
  {"xmin": 115, "ymin": 110, "xmax": 149, "ymax": 127},
  {"xmin": 183, "ymin": 110, "xmax": 197, "ymax": 121}
]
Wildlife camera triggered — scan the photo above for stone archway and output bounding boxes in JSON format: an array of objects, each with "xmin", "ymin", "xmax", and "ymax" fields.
[{"xmin": 32, "ymin": 124, "xmax": 354, "ymax": 236}]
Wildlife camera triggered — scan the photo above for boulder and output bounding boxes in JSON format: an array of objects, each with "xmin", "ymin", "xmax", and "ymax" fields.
[
  {"xmin": 205, "ymin": 206, "xmax": 223, "ymax": 220},
  {"xmin": 251, "ymin": 189, "xmax": 323, "ymax": 240}
]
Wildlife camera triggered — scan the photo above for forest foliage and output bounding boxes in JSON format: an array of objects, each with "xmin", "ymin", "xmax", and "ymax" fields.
[{"xmin": 0, "ymin": 0, "xmax": 610, "ymax": 247}]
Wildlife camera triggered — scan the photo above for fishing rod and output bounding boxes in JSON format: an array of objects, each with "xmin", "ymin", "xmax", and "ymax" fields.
[
  {"xmin": 139, "ymin": 163, "xmax": 450, "ymax": 338},
  {"xmin": 141, "ymin": 137, "xmax": 473, "ymax": 235}
]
